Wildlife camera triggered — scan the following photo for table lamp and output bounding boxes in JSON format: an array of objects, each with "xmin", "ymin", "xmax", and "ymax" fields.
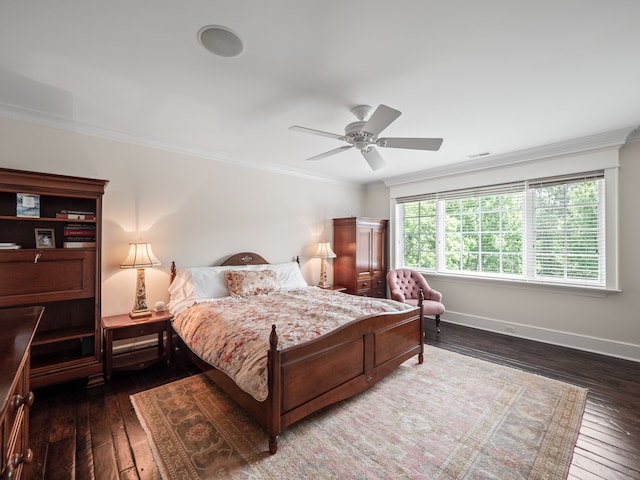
[
  {"xmin": 314, "ymin": 241, "xmax": 336, "ymax": 288},
  {"xmin": 120, "ymin": 242, "xmax": 161, "ymax": 318}
]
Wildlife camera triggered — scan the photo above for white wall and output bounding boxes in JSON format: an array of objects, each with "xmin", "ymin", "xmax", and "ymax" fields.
[
  {"xmin": 362, "ymin": 182, "xmax": 392, "ymax": 218},
  {"xmin": 0, "ymin": 118, "xmax": 364, "ymax": 315},
  {"xmin": 3, "ymin": 117, "xmax": 638, "ymax": 362},
  {"xmin": 387, "ymin": 141, "xmax": 640, "ymax": 362}
]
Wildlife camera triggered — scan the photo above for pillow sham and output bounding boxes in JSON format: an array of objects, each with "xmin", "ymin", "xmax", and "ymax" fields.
[{"xmin": 224, "ymin": 269, "xmax": 281, "ymax": 298}]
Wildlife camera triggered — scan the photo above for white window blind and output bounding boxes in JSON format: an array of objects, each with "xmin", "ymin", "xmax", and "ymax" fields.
[
  {"xmin": 526, "ymin": 171, "xmax": 605, "ymax": 286},
  {"xmin": 394, "ymin": 171, "xmax": 607, "ymax": 288}
]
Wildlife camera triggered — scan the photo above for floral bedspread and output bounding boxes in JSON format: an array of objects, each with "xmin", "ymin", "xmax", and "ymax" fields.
[{"xmin": 172, "ymin": 287, "xmax": 411, "ymax": 401}]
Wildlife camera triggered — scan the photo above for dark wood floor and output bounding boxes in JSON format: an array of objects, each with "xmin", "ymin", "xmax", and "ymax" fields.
[{"xmin": 25, "ymin": 322, "xmax": 640, "ymax": 479}]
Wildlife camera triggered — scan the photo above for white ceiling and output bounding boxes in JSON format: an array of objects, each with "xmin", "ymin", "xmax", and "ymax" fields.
[{"xmin": 1, "ymin": 0, "xmax": 639, "ymax": 185}]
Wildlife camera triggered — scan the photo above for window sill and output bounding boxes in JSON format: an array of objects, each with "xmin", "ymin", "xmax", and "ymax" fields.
[{"xmin": 416, "ymin": 271, "xmax": 620, "ymax": 298}]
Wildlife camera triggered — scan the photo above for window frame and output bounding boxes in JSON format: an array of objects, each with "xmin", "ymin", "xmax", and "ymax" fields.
[{"xmin": 391, "ymin": 167, "xmax": 620, "ymax": 294}]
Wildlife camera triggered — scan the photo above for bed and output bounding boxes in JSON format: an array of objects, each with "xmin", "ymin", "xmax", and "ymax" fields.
[{"xmin": 169, "ymin": 252, "xmax": 424, "ymax": 454}]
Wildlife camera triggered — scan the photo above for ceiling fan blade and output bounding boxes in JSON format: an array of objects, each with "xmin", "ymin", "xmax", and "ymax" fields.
[
  {"xmin": 378, "ymin": 137, "xmax": 444, "ymax": 151},
  {"xmin": 361, "ymin": 104, "xmax": 401, "ymax": 136},
  {"xmin": 289, "ymin": 125, "xmax": 343, "ymax": 140},
  {"xmin": 307, "ymin": 145, "xmax": 353, "ymax": 161},
  {"xmin": 361, "ymin": 147, "xmax": 386, "ymax": 171}
]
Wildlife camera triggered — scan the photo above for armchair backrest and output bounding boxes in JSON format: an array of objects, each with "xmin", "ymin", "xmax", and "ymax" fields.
[{"xmin": 386, "ymin": 268, "xmax": 434, "ymax": 303}]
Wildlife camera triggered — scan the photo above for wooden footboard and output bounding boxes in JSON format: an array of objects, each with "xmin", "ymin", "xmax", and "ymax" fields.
[
  {"xmin": 266, "ymin": 297, "xmax": 424, "ymax": 453},
  {"xmin": 175, "ymin": 301, "xmax": 424, "ymax": 455}
]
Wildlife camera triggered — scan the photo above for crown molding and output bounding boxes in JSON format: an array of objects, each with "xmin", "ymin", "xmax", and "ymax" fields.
[
  {"xmin": 1, "ymin": 101, "xmax": 635, "ymax": 189},
  {"xmin": 382, "ymin": 126, "xmax": 638, "ymax": 187},
  {"xmin": 0, "ymin": 102, "xmax": 361, "ymax": 188},
  {"xmin": 626, "ymin": 126, "xmax": 640, "ymax": 144}
]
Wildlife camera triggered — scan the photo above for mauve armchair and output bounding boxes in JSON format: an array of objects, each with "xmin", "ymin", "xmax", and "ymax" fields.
[{"xmin": 386, "ymin": 269, "xmax": 444, "ymax": 334}]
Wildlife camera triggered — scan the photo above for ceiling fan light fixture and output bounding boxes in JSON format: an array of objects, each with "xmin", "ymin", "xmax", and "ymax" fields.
[
  {"xmin": 290, "ymin": 103, "xmax": 444, "ymax": 170},
  {"xmin": 198, "ymin": 25, "xmax": 244, "ymax": 57}
]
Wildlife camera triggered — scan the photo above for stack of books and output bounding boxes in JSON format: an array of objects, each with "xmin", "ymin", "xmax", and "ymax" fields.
[
  {"xmin": 56, "ymin": 209, "xmax": 96, "ymax": 220},
  {"xmin": 63, "ymin": 223, "xmax": 96, "ymax": 248},
  {"xmin": 0, "ymin": 242, "xmax": 21, "ymax": 250}
]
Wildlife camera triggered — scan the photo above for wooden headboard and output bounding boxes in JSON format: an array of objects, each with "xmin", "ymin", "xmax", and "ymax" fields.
[
  {"xmin": 170, "ymin": 252, "xmax": 271, "ymax": 284},
  {"xmin": 221, "ymin": 252, "xmax": 270, "ymax": 266}
]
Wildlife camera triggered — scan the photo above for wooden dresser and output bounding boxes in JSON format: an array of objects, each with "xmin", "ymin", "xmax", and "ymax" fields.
[
  {"xmin": 0, "ymin": 306, "xmax": 43, "ymax": 480},
  {"xmin": 333, "ymin": 217, "xmax": 388, "ymax": 298}
]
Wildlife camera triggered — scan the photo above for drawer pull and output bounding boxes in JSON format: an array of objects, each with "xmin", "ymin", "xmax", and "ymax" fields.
[
  {"xmin": 11, "ymin": 391, "xmax": 35, "ymax": 411},
  {"xmin": 6, "ymin": 449, "xmax": 33, "ymax": 478},
  {"xmin": 34, "ymin": 253, "xmax": 41, "ymax": 263}
]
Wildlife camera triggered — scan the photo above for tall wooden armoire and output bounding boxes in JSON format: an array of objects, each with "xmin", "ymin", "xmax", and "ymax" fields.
[{"xmin": 333, "ymin": 217, "xmax": 388, "ymax": 298}]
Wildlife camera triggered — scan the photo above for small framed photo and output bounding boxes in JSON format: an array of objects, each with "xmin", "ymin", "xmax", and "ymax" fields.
[
  {"xmin": 35, "ymin": 228, "xmax": 56, "ymax": 248},
  {"xmin": 17, "ymin": 193, "xmax": 41, "ymax": 217}
]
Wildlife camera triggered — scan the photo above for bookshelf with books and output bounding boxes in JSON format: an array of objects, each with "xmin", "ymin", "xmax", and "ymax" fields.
[
  {"xmin": 56, "ymin": 210, "xmax": 97, "ymax": 220},
  {"xmin": 63, "ymin": 222, "xmax": 96, "ymax": 248},
  {"xmin": 0, "ymin": 167, "xmax": 108, "ymax": 388}
]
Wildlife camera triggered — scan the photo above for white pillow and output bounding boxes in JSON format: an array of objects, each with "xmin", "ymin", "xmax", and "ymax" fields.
[
  {"xmin": 168, "ymin": 261, "xmax": 307, "ymax": 305},
  {"xmin": 196, "ymin": 261, "xmax": 307, "ymax": 291},
  {"xmin": 167, "ymin": 268, "xmax": 195, "ymax": 303},
  {"xmin": 265, "ymin": 261, "xmax": 308, "ymax": 290},
  {"xmin": 190, "ymin": 265, "xmax": 252, "ymax": 299},
  {"xmin": 168, "ymin": 265, "xmax": 248, "ymax": 305}
]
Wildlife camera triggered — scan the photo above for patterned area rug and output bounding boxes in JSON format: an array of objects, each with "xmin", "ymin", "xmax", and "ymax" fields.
[{"xmin": 130, "ymin": 347, "xmax": 586, "ymax": 479}]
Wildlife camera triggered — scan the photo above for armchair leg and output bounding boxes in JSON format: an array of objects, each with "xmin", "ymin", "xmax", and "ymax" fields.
[{"xmin": 423, "ymin": 315, "xmax": 442, "ymax": 338}]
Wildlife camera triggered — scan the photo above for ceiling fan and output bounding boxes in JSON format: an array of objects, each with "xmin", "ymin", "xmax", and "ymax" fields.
[{"xmin": 289, "ymin": 104, "xmax": 443, "ymax": 171}]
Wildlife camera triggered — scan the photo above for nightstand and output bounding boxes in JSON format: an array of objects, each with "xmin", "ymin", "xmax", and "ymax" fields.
[
  {"xmin": 102, "ymin": 310, "xmax": 173, "ymax": 380},
  {"xmin": 320, "ymin": 285, "xmax": 347, "ymax": 292}
]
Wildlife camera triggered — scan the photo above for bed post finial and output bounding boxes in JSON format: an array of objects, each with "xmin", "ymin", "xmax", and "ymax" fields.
[{"xmin": 269, "ymin": 324, "xmax": 278, "ymax": 350}]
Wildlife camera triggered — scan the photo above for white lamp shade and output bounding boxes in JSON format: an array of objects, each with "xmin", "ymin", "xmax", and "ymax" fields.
[
  {"xmin": 120, "ymin": 242, "xmax": 161, "ymax": 269},
  {"xmin": 314, "ymin": 241, "xmax": 336, "ymax": 259}
]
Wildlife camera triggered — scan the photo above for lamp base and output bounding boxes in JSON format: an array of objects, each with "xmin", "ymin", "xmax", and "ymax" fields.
[
  {"xmin": 317, "ymin": 258, "xmax": 331, "ymax": 289},
  {"xmin": 129, "ymin": 309, "xmax": 152, "ymax": 319},
  {"xmin": 129, "ymin": 268, "xmax": 151, "ymax": 319}
]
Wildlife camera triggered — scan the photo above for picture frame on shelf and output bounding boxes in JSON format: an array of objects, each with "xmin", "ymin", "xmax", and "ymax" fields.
[
  {"xmin": 35, "ymin": 228, "xmax": 55, "ymax": 248},
  {"xmin": 16, "ymin": 193, "xmax": 40, "ymax": 217}
]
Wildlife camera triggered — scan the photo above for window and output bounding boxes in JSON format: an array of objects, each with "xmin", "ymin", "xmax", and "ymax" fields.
[
  {"xmin": 395, "ymin": 171, "xmax": 607, "ymax": 288},
  {"xmin": 528, "ymin": 174, "xmax": 604, "ymax": 284},
  {"xmin": 401, "ymin": 199, "xmax": 437, "ymax": 269}
]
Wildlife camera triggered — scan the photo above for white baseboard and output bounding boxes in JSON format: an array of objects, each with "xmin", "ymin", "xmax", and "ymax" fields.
[
  {"xmin": 112, "ymin": 314, "xmax": 640, "ymax": 363},
  {"xmin": 442, "ymin": 311, "xmax": 640, "ymax": 363},
  {"xmin": 113, "ymin": 337, "xmax": 159, "ymax": 354}
]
